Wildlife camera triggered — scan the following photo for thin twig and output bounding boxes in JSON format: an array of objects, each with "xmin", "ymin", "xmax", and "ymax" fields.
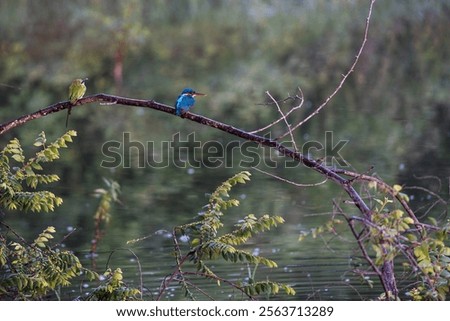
[
  {"xmin": 170, "ymin": 227, "xmax": 196, "ymax": 300},
  {"xmin": 172, "ymin": 275, "xmax": 215, "ymax": 300},
  {"xmin": 249, "ymin": 87, "xmax": 304, "ymax": 134},
  {"xmin": 104, "ymin": 247, "xmax": 144, "ymax": 300},
  {"xmin": 277, "ymin": 0, "xmax": 376, "ymax": 140},
  {"xmin": 403, "ymin": 185, "xmax": 448, "ymax": 207},
  {"xmin": 412, "ymin": 174, "xmax": 442, "ymax": 191},
  {"xmin": 252, "ymin": 166, "xmax": 328, "ymax": 187},
  {"xmin": 334, "ymin": 202, "xmax": 390, "ymax": 297},
  {"xmin": 334, "ymin": 168, "xmax": 422, "ymax": 227},
  {"xmin": 0, "ymin": 220, "xmax": 34, "ymax": 248},
  {"xmin": 333, "ymin": 201, "xmax": 391, "ymax": 293},
  {"xmin": 255, "ymin": 92, "xmax": 302, "ymax": 106},
  {"xmin": 51, "ymin": 227, "xmax": 78, "ymax": 250},
  {"xmin": 182, "ymin": 271, "xmax": 254, "ymax": 300},
  {"xmin": 156, "ymin": 250, "xmax": 192, "ymax": 300},
  {"xmin": 265, "ymin": 91, "xmax": 298, "ymax": 151}
]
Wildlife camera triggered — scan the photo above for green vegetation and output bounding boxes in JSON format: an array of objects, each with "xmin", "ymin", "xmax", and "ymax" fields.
[
  {"xmin": 0, "ymin": 132, "xmax": 138, "ymax": 300},
  {"xmin": 86, "ymin": 268, "xmax": 140, "ymax": 301},
  {"xmin": 0, "ymin": 131, "xmax": 75, "ymax": 212},
  {"xmin": 365, "ymin": 184, "xmax": 450, "ymax": 300},
  {"xmin": 299, "ymin": 182, "xmax": 450, "ymax": 300},
  {"xmin": 0, "ymin": 225, "xmax": 95, "ymax": 300},
  {"xmin": 0, "ymin": 137, "xmax": 292, "ymax": 299},
  {"xmin": 169, "ymin": 171, "xmax": 295, "ymax": 299},
  {"xmin": 0, "ymin": 131, "xmax": 91, "ymax": 299},
  {"xmin": 0, "ymin": 1, "xmax": 448, "ymax": 300}
]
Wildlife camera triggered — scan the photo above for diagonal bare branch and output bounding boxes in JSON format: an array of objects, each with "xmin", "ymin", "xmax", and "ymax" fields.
[
  {"xmin": 252, "ymin": 166, "xmax": 328, "ymax": 188},
  {"xmin": 276, "ymin": 0, "xmax": 376, "ymax": 140},
  {"xmin": 265, "ymin": 90, "xmax": 299, "ymax": 151},
  {"xmin": 248, "ymin": 87, "xmax": 304, "ymax": 134}
]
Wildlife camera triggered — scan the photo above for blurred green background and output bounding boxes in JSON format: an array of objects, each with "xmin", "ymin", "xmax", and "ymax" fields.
[{"xmin": 0, "ymin": 0, "xmax": 448, "ymax": 300}]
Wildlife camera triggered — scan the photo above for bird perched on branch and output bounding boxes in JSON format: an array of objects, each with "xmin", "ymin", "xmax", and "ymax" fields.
[
  {"xmin": 66, "ymin": 78, "xmax": 88, "ymax": 127},
  {"xmin": 175, "ymin": 88, "xmax": 206, "ymax": 116}
]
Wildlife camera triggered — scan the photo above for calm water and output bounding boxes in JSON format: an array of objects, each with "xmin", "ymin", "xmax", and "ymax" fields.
[{"xmin": 71, "ymin": 227, "xmax": 384, "ymax": 301}]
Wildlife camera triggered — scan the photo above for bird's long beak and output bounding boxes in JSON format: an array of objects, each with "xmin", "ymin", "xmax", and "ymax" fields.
[{"xmin": 194, "ymin": 93, "xmax": 206, "ymax": 97}]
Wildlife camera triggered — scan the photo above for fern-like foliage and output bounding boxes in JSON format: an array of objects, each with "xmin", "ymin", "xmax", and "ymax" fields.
[
  {"xmin": 92, "ymin": 178, "xmax": 121, "ymax": 224},
  {"xmin": 90, "ymin": 178, "xmax": 121, "ymax": 256},
  {"xmin": 85, "ymin": 268, "xmax": 140, "ymax": 301},
  {"xmin": 0, "ymin": 131, "xmax": 76, "ymax": 212},
  {"xmin": 0, "ymin": 226, "xmax": 98, "ymax": 300},
  {"xmin": 174, "ymin": 171, "xmax": 295, "ymax": 298},
  {"xmin": 0, "ymin": 134, "xmax": 137, "ymax": 300},
  {"xmin": 241, "ymin": 281, "xmax": 296, "ymax": 297}
]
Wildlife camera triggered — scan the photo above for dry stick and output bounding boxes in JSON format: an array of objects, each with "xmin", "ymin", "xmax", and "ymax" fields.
[
  {"xmin": 0, "ymin": 220, "xmax": 37, "ymax": 252},
  {"xmin": 156, "ymin": 247, "xmax": 192, "ymax": 301},
  {"xmin": 51, "ymin": 227, "xmax": 78, "ymax": 250},
  {"xmin": 252, "ymin": 166, "xmax": 328, "ymax": 188},
  {"xmin": 172, "ymin": 277, "xmax": 216, "ymax": 300},
  {"xmin": 104, "ymin": 247, "xmax": 144, "ymax": 300},
  {"xmin": 159, "ymin": 228, "xmax": 254, "ymax": 300},
  {"xmin": 403, "ymin": 185, "xmax": 447, "ymax": 207},
  {"xmin": 333, "ymin": 201, "xmax": 390, "ymax": 296},
  {"xmin": 276, "ymin": 0, "xmax": 376, "ymax": 140},
  {"xmin": 403, "ymin": 186, "xmax": 448, "ymax": 218},
  {"xmin": 265, "ymin": 91, "xmax": 298, "ymax": 151},
  {"xmin": 156, "ymin": 253, "xmax": 253, "ymax": 301},
  {"xmin": 248, "ymin": 87, "xmax": 304, "ymax": 135},
  {"xmin": 413, "ymin": 174, "xmax": 443, "ymax": 191},
  {"xmin": 168, "ymin": 227, "xmax": 196, "ymax": 300},
  {"xmin": 334, "ymin": 168, "xmax": 422, "ymax": 227},
  {"xmin": 182, "ymin": 271, "xmax": 253, "ymax": 300},
  {"xmin": 348, "ymin": 220, "xmax": 389, "ymax": 293}
]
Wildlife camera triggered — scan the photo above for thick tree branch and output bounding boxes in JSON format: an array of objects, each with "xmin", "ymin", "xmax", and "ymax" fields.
[
  {"xmin": 0, "ymin": 93, "xmax": 373, "ymax": 219},
  {"xmin": 0, "ymin": 94, "xmax": 164, "ymax": 135},
  {"xmin": 334, "ymin": 168, "xmax": 423, "ymax": 227}
]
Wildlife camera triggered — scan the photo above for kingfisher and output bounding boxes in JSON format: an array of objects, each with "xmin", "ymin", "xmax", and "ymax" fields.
[
  {"xmin": 175, "ymin": 88, "xmax": 206, "ymax": 116},
  {"xmin": 66, "ymin": 78, "xmax": 88, "ymax": 128}
]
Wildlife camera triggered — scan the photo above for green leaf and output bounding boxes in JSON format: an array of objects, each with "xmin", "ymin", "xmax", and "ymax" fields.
[
  {"xmin": 31, "ymin": 162, "xmax": 43, "ymax": 170},
  {"xmin": 391, "ymin": 209, "xmax": 403, "ymax": 219},
  {"xmin": 36, "ymin": 242, "xmax": 46, "ymax": 248},
  {"xmin": 191, "ymin": 238, "xmax": 200, "ymax": 247},
  {"xmin": 428, "ymin": 217, "xmax": 438, "ymax": 226},
  {"xmin": 402, "ymin": 217, "xmax": 414, "ymax": 225},
  {"xmin": 11, "ymin": 154, "xmax": 24, "ymax": 162},
  {"xmin": 398, "ymin": 192, "xmax": 410, "ymax": 202}
]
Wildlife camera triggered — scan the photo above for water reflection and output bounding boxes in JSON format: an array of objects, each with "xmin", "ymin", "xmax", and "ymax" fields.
[
  {"xmin": 2, "ymin": 127, "xmax": 449, "ymax": 301},
  {"xmin": 69, "ymin": 236, "xmax": 383, "ymax": 301}
]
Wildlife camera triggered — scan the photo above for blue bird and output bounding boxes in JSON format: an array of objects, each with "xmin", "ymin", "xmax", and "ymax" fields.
[{"xmin": 175, "ymin": 88, "xmax": 206, "ymax": 116}]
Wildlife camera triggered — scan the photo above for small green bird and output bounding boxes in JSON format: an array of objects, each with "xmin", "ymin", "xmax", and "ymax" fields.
[{"xmin": 66, "ymin": 78, "xmax": 88, "ymax": 128}]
